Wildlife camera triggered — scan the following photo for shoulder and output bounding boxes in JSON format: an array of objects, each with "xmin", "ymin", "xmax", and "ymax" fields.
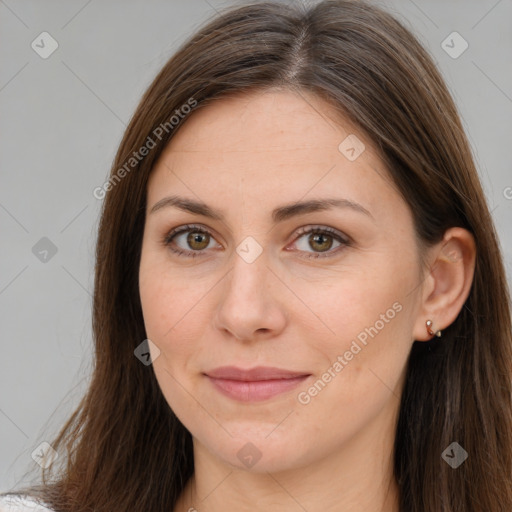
[{"xmin": 0, "ymin": 494, "xmax": 55, "ymax": 512}]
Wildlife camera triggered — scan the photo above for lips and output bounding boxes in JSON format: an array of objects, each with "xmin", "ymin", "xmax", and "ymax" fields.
[
  {"xmin": 206, "ymin": 365, "xmax": 309, "ymax": 380},
  {"xmin": 204, "ymin": 366, "xmax": 311, "ymax": 402}
]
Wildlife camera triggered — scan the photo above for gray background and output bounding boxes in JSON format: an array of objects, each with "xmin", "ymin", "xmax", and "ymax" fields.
[{"xmin": 1, "ymin": 0, "xmax": 511, "ymax": 492}]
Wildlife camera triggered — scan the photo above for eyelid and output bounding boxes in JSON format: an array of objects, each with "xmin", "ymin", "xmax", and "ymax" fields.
[
  {"xmin": 293, "ymin": 225, "xmax": 350, "ymax": 245},
  {"xmin": 162, "ymin": 223, "xmax": 351, "ymax": 259}
]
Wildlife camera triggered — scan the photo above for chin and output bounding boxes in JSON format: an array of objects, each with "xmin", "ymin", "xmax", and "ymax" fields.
[{"xmin": 194, "ymin": 426, "xmax": 316, "ymax": 474}]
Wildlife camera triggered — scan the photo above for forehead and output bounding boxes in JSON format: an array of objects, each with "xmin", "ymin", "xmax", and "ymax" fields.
[
  {"xmin": 146, "ymin": 89, "xmax": 402, "ymax": 225},
  {"xmin": 163, "ymin": 88, "xmax": 363, "ymax": 154}
]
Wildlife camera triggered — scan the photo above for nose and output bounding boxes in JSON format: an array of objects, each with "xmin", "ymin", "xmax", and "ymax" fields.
[{"xmin": 213, "ymin": 246, "xmax": 288, "ymax": 342}]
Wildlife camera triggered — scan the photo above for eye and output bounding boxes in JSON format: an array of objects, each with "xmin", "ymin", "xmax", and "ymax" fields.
[
  {"xmin": 162, "ymin": 224, "xmax": 350, "ymax": 259},
  {"xmin": 289, "ymin": 226, "xmax": 350, "ymax": 259},
  {"xmin": 162, "ymin": 224, "xmax": 219, "ymax": 258}
]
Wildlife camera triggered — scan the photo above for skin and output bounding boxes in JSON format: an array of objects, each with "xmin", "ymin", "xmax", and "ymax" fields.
[{"xmin": 138, "ymin": 88, "xmax": 476, "ymax": 512}]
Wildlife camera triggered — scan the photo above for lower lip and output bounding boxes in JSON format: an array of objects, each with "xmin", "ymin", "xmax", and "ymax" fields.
[{"xmin": 206, "ymin": 375, "xmax": 310, "ymax": 402}]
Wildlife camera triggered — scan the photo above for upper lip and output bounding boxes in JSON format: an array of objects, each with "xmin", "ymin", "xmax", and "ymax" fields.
[{"xmin": 205, "ymin": 366, "xmax": 311, "ymax": 381}]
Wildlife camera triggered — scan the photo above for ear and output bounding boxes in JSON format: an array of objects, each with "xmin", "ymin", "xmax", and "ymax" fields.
[{"xmin": 413, "ymin": 227, "xmax": 476, "ymax": 342}]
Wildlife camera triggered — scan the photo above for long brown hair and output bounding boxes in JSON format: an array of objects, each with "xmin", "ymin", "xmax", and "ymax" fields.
[{"xmin": 4, "ymin": 1, "xmax": 511, "ymax": 510}]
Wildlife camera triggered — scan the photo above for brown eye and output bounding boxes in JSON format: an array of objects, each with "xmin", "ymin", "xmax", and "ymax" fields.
[
  {"xmin": 186, "ymin": 231, "xmax": 210, "ymax": 250},
  {"xmin": 308, "ymin": 232, "xmax": 334, "ymax": 252},
  {"xmin": 291, "ymin": 226, "xmax": 349, "ymax": 259},
  {"xmin": 163, "ymin": 224, "xmax": 218, "ymax": 257},
  {"xmin": 163, "ymin": 224, "xmax": 349, "ymax": 260}
]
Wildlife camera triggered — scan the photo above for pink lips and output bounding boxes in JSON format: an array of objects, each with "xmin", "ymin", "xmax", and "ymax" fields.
[{"xmin": 205, "ymin": 366, "xmax": 311, "ymax": 402}]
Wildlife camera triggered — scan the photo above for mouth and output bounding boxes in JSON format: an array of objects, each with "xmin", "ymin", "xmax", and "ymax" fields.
[{"xmin": 204, "ymin": 366, "xmax": 311, "ymax": 402}]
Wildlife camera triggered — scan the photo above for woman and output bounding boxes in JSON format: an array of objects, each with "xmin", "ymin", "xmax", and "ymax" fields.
[{"xmin": 2, "ymin": 1, "xmax": 511, "ymax": 511}]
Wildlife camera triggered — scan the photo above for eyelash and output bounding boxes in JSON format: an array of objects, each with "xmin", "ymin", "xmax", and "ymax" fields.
[{"xmin": 162, "ymin": 223, "xmax": 351, "ymax": 260}]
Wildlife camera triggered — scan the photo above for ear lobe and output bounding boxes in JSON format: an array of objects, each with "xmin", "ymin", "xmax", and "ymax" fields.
[{"xmin": 413, "ymin": 227, "xmax": 476, "ymax": 342}]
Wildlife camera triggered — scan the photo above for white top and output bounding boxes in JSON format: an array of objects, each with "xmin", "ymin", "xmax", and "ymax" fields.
[{"xmin": 0, "ymin": 495, "xmax": 54, "ymax": 512}]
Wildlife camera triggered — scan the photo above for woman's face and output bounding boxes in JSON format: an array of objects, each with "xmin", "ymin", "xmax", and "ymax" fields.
[{"xmin": 139, "ymin": 88, "xmax": 426, "ymax": 473}]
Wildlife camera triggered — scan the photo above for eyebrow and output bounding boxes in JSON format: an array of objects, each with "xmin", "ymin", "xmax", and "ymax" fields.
[{"xmin": 149, "ymin": 195, "xmax": 373, "ymax": 222}]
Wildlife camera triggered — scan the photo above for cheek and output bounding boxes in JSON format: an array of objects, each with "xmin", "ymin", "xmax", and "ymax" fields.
[
  {"xmin": 139, "ymin": 256, "xmax": 198, "ymax": 362},
  {"xmin": 296, "ymin": 254, "xmax": 417, "ymax": 406},
  {"xmin": 139, "ymin": 264, "xmax": 205, "ymax": 420},
  {"xmin": 292, "ymin": 296, "xmax": 413, "ymax": 451},
  {"xmin": 295, "ymin": 261, "xmax": 413, "ymax": 352}
]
